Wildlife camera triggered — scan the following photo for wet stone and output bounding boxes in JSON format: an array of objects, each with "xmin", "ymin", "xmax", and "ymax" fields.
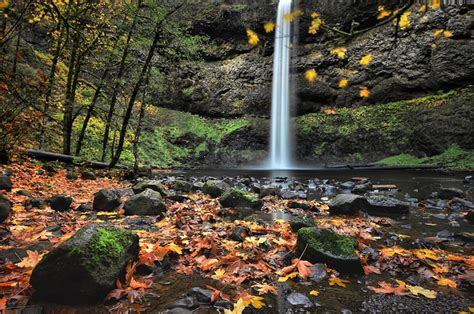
[
  {"xmin": 214, "ymin": 300, "xmax": 234, "ymax": 310},
  {"xmin": 169, "ymin": 296, "xmax": 199, "ymax": 310},
  {"xmin": 203, "ymin": 180, "xmax": 230, "ymax": 198},
  {"xmin": 329, "ymin": 194, "xmax": 370, "ymax": 215},
  {"xmin": 287, "ymin": 200, "xmax": 312, "ymax": 211},
  {"xmin": 93, "ymin": 189, "xmax": 122, "ymax": 212},
  {"xmin": 0, "ymin": 194, "xmax": 12, "ymax": 223},
  {"xmin": 132, "ymin": 180, "xmax": 168, "ymax": 197},
  {"xmin": 80, "ymin": 170, "xmax": 96, "ymax": 180},
  {"xmin": 308, "ymin": 263, "xmax": 327, "ymax": 282},
  {"xmin": 25, "ymin": 198, "xmax": 46, "ymax": 209},
  {"xmin": 49, "ymin": 195, "xmax": 73, "ymax": 211},
  {"xmin": 228, "ymin": 225, "xmax": 250, "ymax": 242},
  {"xmin": 0, "ymin": 174, "xmax": 13, "ymax": 192},
  {"xmin": 259, "ymin": 184, "xmax": 281, "ymax": 197},
  {"xmin": 187, "ymin": 287, "xmax": 212, "ymax": 304},
  {"xmin": 438, "ymin": 187, "xmax": 465, "ymax": 200},
  {"xmin": 286, "ymin": 292, "xmax": 314, "ymax": 308},
  {"xmin": 366, "ymin": 195, "xmax": 410, "ymax": 217}
]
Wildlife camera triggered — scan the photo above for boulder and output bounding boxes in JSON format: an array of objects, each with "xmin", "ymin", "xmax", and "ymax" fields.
[
  {"xmin": 340, "ymin": 181, "xmax": 355, "ymax": 190},
  {"xmin": 329, "ymin": 194, "xmax": 370, "ymax": 215},
  {"xmin": 0, "ymin": 194, "xmax": 12, "ymax": 223},
  {"xmin": 76, "ymin": 203, "xmax": 93, "ymax": 212},
  {"xmin": 187, "ymin": 287, "xmax": 212, "ymax": 304},
  {"xmin": 93, "ymin": 189, "xmax": 122, "ymax": 212},
  {"xmin": 366, "ymin": 195, "xmax": 410, "ymax": 217},
  {"xmin": 352, "ymin": 183, "xmax": 371, "ymax": 194},
  {"xmin": 16, "ymin": 189, "xmax": 33, "ymax": 197},
  {"xmin": 132, "ymin": 180, "xmax": 168, "ymax": 197},
  {"xmin": 289, "ymin": 216, "xmax": 315, "ymax": 232},
  {"xmin": 49, "ymin": 195, "xmax": 73, "ymax": 211},
  {"xmin": 0, "ymin": 174, "xmax": 12, "ymax": 192},
  {"xmin": 308, "ymin": 263, "xmax": 327, "ymax": 282},
  {"xmin": 259, "ymin": 184, "xmax": 281, "ymax": 197},
  {"xmin": 124, "ymin": 188, "xmax": 166, "ymax": 216},
  {"xmin": 287, "ymin": 200, "xmax": 313, "ymax": 211},
  {"xmin": 202, "ymin": 180, "xmax": 230, "ymax": 198},
  {"xmin": 219, "ymin": 188, "xmax": 262, "ymax": 209},
  {"xmin": 25, "ymin": 198, "xmax": 46, "ymax": 209},
  {"xmin": 465, "ymin": 210, "xmax": 474, "ymax": 224},
  {"xmin": 438, "ymin": 188, "xmax": 465, "ymax": 200},
  {"xmin": 30, "ymin": 223, "xmax": 139, "ymax": 303},
  {"xmin": 286, "ymin": 292, "xmax": 313, "ymax": 308},
  {"xmin": 81, "ymin": 170, "xmax": 96, "ymax": 180},
  {"xmin": 173, "ymin": 180, "xmax": 193, "ymax": 192},
  {"xmin": 296, "ymin": 227, "xmax": 363, "ymax": 274}
]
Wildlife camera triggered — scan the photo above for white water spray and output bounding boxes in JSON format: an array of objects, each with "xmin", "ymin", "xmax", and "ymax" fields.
[{"xmin": 269, "ymin": 0, "xmax": 294, "ymax": 169}]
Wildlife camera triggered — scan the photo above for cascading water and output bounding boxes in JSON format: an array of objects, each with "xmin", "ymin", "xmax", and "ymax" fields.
[{"xmin": 269, "ymin": 0, "xmax": 294, "ymax": 169}]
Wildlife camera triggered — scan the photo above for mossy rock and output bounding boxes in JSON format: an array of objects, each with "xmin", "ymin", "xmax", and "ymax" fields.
[
  {"xmin": 132, "ymin": 180, "xmax": 168, "ymax": 197},
  {"xmin": 30, "ymin": 223, "xmax": 139, "ymax": 303},
  {"xmin": 124, "ymin": 188, "xmax": 166, "ymax": 216},
  {"xmin": 296, "ymin": 227, "xmax": 362, "ymax": 274},
  {"xmin": 202, "ymin": 180, "xmax": 230, "ymax": 198},
  {"xmin": 173, "ymin": 180, "xmax": 193, "ymax": 192},
  {"xmin": 220, "ymin": 188, "xmax": 262, "ymax": 209}
]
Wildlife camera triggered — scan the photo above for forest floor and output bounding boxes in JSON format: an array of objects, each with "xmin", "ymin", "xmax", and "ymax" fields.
[{"xmin": 0, "ymin": 161, "xmax": 473, "ymax": 312}]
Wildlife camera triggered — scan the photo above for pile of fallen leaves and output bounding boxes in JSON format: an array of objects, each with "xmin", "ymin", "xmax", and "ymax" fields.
[{"xmin": 0, "ymin": 161, "xmax": 473, "ymax": 312}]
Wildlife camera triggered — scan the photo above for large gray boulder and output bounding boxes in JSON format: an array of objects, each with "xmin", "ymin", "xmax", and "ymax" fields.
[
  {"xmin": 329, "ymin": 194, "xmax": 370, "ymax": 215},
  {"xmin": 30, "ymin": 223, "xmax": 139, "ymax": 303},
  {"xmin": 259, "ymin": 184, "xmax": 281, "ymax": 198},
  {"xmin": 297, "ymin": 227, "xmax": 363, "ymax": 274},
  {"xmin": 220, "ymin": 188, "xmax": 262, "ymax": 209},
  {"xmin": 202, "ymin": 180, "xmax": 230, "ymax": 198},
  {"xmin": 366, "ymin": 195, "xmax": 410, "ymax": 216},
  {"xmin": 132, "ymin": 180, "xmax": 168, "ymax": 197},
  {"xmin": 0, "ymin": 174, "xmax": 12, "ymax": 192},
  {"xmin": 0, "ymin": 194, "xmax": 12, "ymax": 223},
  {"xmin": 93, "ymin": 189, "xmax": 122, "ymax": 212},
  {"xmin": 124, "ymin": 188, "xmax": 166, "ymax": 216}
]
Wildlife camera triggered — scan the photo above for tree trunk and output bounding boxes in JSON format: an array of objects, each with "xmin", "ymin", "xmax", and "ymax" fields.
[
  {"xmin": 110, "ymin": 4, "xmax": 183, "ymax": 167},
  {"xmin": 12, "ymin": 23, "xmax": 22, "ymax": 76},
  {"xmin": 75, "ymin": 68, "xmax": 108, "ymax": 156},
  {"xmin": 101, "ymin": 4, "xmax": 141, "ymax": 162},
  {"xmin": 133, "ymin": 67, "xmax": 150, "ymax": 174}
]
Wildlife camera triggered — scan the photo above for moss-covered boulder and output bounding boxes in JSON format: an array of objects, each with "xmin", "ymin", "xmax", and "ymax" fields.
[
  {"xmin": 132, "ymin": 180, "xmax": 168, "ymax": 197},
  {"xmin": 124, "ymin": 188, "xmax": 166, "ymax": 216},
  {"xmin": 30, "ymin": 223, "xmax": 139, "ymax": 303},
  {"xmin": 173, "ymin": 180, "xmax": 193, "ymax": 192},
  {"xmin": 220, "ymin": 188, "xmax": 262, "ymax": 209},
  {"xmin": 202, "ymin": 180, "xmax": 230, "ymax": 198},
  {"xmin": 296, "ymin": 227, "xmax": 362, "ymax": 274}
]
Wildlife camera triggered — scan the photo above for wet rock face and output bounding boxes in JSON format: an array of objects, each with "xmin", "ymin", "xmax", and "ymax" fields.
[
  {"xmin": 366, "ymin": 195, "xmax": 410, "ymax": 217},
  {"xmin": 124, "ymin": 189, "xmax": 166, "ymax": 216},
  {"xmin": 297, "ymin": 227, "xmax": 363, "ymax": 274},
  {"xmin": 30, "ymin": 223, "xmax": 139, "ymax": 304},
  {"xmin": 93, "ymin": 189, "xmax": 122, "ymax": 212}
]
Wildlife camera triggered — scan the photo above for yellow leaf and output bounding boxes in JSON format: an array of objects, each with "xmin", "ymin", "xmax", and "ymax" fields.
[
  {"xmin": 443, "ymin": 31, "xmax": 453, "ymax": 38},
  {"xmin": 308, "ymin": 13, "xmax": 323, "ymax": 34},
  {"xmin": 277, "ymin": 272, "xmax": 298, "ymax": 282},
  {"xmin": 330, "ymin": 47, "xmax": 347, "ymax": 59},
  {"xmin": 264, "ymin": 21, "xmax": 275, "ymax": 33},
  {"xmin": 338, "ymin": 79, "xmax": 349, "ymax": 88},
  {"xmin": 418, "ymin": 5, "xmax": 427, "ymax": 13},
  {"xmin": 414, "ymin": 249, "xmax": 439, "ymax": 261},
  {"xmin": 399, "ymin": 11, "xmax": 411, "ymax": 30},
  {"xmin": 433, "ymin": 29, "xmax": 444, "ymax": 37},
  {"xmin": 246, "ymin": 29, "xmax": 260, "ymax": 46},
  {"xmin": 0, "ymin": 0, "xmax": 9, "ymax": 10},
  {"xmin": 245, "ymin": 236, "xmax": 267, "ymax": 246},
  {"xmin": 429, "ymin": 0, "xmax": 441, "ymax": 10},
  {"xmin": 377, "ymin": 6, "xmax": 391, "ymax": 20},
  {"xmin": 359, "ymin": 87, "xmax": 370, "ymax": 98},
  {"xmin": 359, "ymin": 54, "xmax": 373, "ymax": 66},
  {"xmin": 284, "ymin": 9, "xmax": 303, "ymax": 22},
  {"xmin": 224, "ymin": 298, "xmax": 246, "ymax": 314},
  {"xmin": 310, "ymin": 290, "xmax": 319, "ymax": 296},
  {"xmin": 211, "ymin": 268, "xmax": 226, "ymax": 280},
  {"xmin": 167, "ymin": 243, "xmax": 183, "ymax": 254},
  {"xmin": 253, "ymin": 283, "xmax": 277, "ymax": 295},
  {"xmin": 16, "ymin": 250, "xmax": 43, "ymax": 268},
  {"xmin": 305, "ymin": 69, "xmax": 317, "ymax": 82},
  {"xmin": 247, "ymin": 296, "xmax": 265, "ymax": 309},
  {"xmin": 437, "ymin": 277, "xmax": 457, "ymax": 288},
  {"xmin": 311, "ymin": 12, "xmax": 319, "ymax": 18},
  {"xmin": 407, "ymin": 285, "xmax": 437, "ymax": 299},
  {"xmin": 328, "ymin": 276, "xmax": 349, "ymax": 288}
]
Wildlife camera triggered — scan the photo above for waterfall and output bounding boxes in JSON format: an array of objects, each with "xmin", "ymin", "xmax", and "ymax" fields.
[{"xmin": 269, "ymin": 0, "xmax": 294, "ymax": 169}]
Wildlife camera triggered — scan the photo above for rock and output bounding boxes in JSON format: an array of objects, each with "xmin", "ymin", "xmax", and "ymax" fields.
[
  {"xmin": 93, "ymin": 189, "xmax": 122, "ymax": 212},
  {"xmin": 173, "ymin": 180, "xmax": 193, "ymax": 193},
  {"xmin": 169, "ymin": 296, "xmax": 199, "ymax": 310},
  {"xmin": 132, "ymin": 180, "xmax": 168, "ymax": 197},
  {"xmin": 25, "ymin": 198, "xmax": 46, "ymax": 209},
  {"xmin": 465, "ymin": 210, "xmax": 474, "ymax": 224},
  {"xmin": 340, "ymin": 181, "xmax": 355, "ymax": 190},
  {"xmin": 0, "ymin": 174, "xmax": 13, "ymax": 192},
  {"xmin": 463, "ymin": 176, "xmax": 472, "ymax": 184},
  {"xmin": 30, "ymin": 223, "xmax": 139, "ymax": 303},
  {"xmin": 366, "ymin": 195, "xmax": 410, "ymax": 216},
  {"xmin": 289, "ymin": 216, "xmax": 315, "ymax": 232},
  {"xmin": 187, "ymin": 287, "xmax": 212, "ymax": 304},
  {"xmin": 202, "ymin": 180, "xmax": 230, "ymax": 198},
  {"xmin": 220, "ymin": 188, "xmax": 262, "ymax": 209},
  {"xmin": 124, "ymin": 188, "xmax": 166, "ymax": 216},
  {"xmin": 167, "ymin": 193, "xmax": 191, "ymax": 203},
  {"xmin": 286, "ymin": 292, "xmax": 313, "ymax": 308},
  {"xmin": 287, "ymin": 200, "xmax": 313, "ymax": 211},
  {"xmin": 76, "ymin": 203, "xmax": 93, "ymax": 212},
  {"xmin": 0, "ymin": 194, "xmax": 12, "ymax": 223},
  {"xmin": 192, "ymin": 182, "xmax": 204, "ymax": 191},
  {"xmin": 250, "ymin": 182, "xmax": 261, "ymax": 193},
  {"xmin": 329, "ymin": 194, "xmax": 370, "ymax": 215},
  {"xmin": 214, "ymin": 299, "xmax": 234, "ymax": 310},
  {"xmin": 259, "ymin": 184, "xmax": 281, "ymax": 197},
  {"xmin": 228, "ymin": 225, "xmax": 250, "ymax": 242},
  {"xmin": 66, "ymin": 170, "xmax": 77, "ymax": 180},
  {"xmin": 16, "ymin": 189, "xmax": 33, "ymax": 197},
  {"xmin": 296, "ymin": 227, "xmax": 363, "ymax": 274},
  {"xmin": 49, "ymin": 195, "xmax": 73, "ymax": 212},
  {"xmin": 352, "ymin": 183, "xmax": 371, "ymax": 194},
  {"xmin": 281, "ymin": 191, "xmax": 300, "ymax": 199},
  {"xmin": 438, "ymin": 188, "xmax": 465, "ymax": 199},
  {"xmin": 308, "ymin": 264, "xmax": 327, "ymax": 282},
  {"xmin": 81, "ymin": 170, "xmax": 96, "ymax": 180},
  {"xmin": 3, "ymin": 168, "xmax": 13, "ymax": 176}
]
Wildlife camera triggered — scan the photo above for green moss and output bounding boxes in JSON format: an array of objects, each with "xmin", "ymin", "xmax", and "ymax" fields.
[
  {"xmin": 298, "ymin": 227, "xmax": 357, "ymax": 257},
  {"xmin": 228, "ymin": 188, "xmax": 259, "ymax": 202},
  {"xmin": 182, "ymin": 86, "xmax": 195, "ymax": 96},
  {"xmin": 377, "ymin": 144, "xmax": 474, "ymax": 170}
]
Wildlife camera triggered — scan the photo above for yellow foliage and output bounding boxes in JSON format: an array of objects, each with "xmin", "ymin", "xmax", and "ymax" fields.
[
  {"xmin": 246, "ymin": 29, "xmax": 259, "ymax": 46},
  {"xmin": 308, "ymin": 12, "xmax": 323, "ymax": 34},
  {"xmin": 277, "ymin": 272, "xmax": 298, "ymax": 282},
  {"xmin": 264, "ymin": 21, "xmax": 275, "ymax": 33},
  {"xmin": 399, "ymin": 11, "xmax": 411, "ymax": 30},
  {"xmin": 284, "ymin": 9, "xmax": 303, "ymax": 22},
  {"xmin": 436, "ymin": 277, "xmax": 457, "ymax": 288},
  {"xmin": 245, "ymin": 296, "xmax": 265, "ymax": 309},
  {"xmin": 429, "ymin": 0, "xmax": 441, "ymax": 10},
  {"xmin": 434, "ymin": 29, "xmax": 444, "ymax": 37},
  {"xmin": 443, "ymin": 30, "xmax": 453, "ymax": 38},
  {"xmin": 338, "ymin": 79, "xmax": 349, "ymax": 88},
  {"xmin": 305, "ymin": 69, "xmax": 317, "ymax": 83},
  {"xmin": 396, "ymin": 280, "xmax": 437, "ymax": 299},
  {"xmin": 377, "ymin": 6, "xmax": 391, "ymax": 20},
  {"xmin": 224, "ymin": 298, "xmax": 246, "ymax": 314},
  {"xmin": 310, "ymin": 290, "xmax": 319, "ymax": 296},
  {"xmin": 329, "ymin": 276, "xmax": 349, "ymax": 287},
  {"xmin": 0, "ymin": 0, "xmax": 9, "ymax": 10},
  {"xmin": 330, "ymin": 47, "xmax": 347, "ymax": 59},
  {"xmin": 359, "ymin": 54, "xmax": 373, "ymax": 66},
  {"xmin": 418, "ymin": 5, "xmax": 427, "ymax": 13},
  {"xmin": 359, "ymin": 87, "xmax": 370, "ymax": 98}
]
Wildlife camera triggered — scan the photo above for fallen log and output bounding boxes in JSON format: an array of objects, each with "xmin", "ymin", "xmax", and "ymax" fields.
[{"xmin": 27, "ymin": 149, "xmax": 74, "ymax": 163}]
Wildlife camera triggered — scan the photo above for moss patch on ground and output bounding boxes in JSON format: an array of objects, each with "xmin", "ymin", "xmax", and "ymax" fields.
[{"xmin": 298, "ymin": 227, "xmax": 358, "ymax": 257}]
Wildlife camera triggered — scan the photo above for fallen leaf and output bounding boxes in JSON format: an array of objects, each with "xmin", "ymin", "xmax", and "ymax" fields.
[
  {"xmin": 437, "ymin": 277, "xmax": 457, "ymax": 288},
  {"xmin": 310, "ymin": 290, "xmax": 319, "ymax": 296},
  {"xmin": 277, "ymin": 272, "xmax": 298, "ymax": 282},
  {"xmin": 212, "ymin": 268, "xmax": 226, "ymax": 280},
  {"xmin": 338, "ymin": 79, "xmax": 349, "ymax": 88},
  {"xmin": 305, "ymin": 69, "xmax": 317, "ymax": 83},
  {"xmin": 359, "ymin": 87, "xmax": 370, "ymax": 98},
  {"xmin": 253, "ymin": 283, "xmax": 277, "ymax": 295},
  {"xmin": 359, "ymin": 54, "xmax": 373, "ymax": 66},
  {"xmin": 330, "ymin": 47, "xmax": 347, "ymax": 59},
  {"xmin": 246, "ymin": 29, "xmax": 259, "ymax": 46},
  {"xmin": 264, "ymin": 21, "xmax": 275, "ymax": 33},
  {"xmin": 328, "ymin": 276, "xmax": 349, "ymax": 288}
]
